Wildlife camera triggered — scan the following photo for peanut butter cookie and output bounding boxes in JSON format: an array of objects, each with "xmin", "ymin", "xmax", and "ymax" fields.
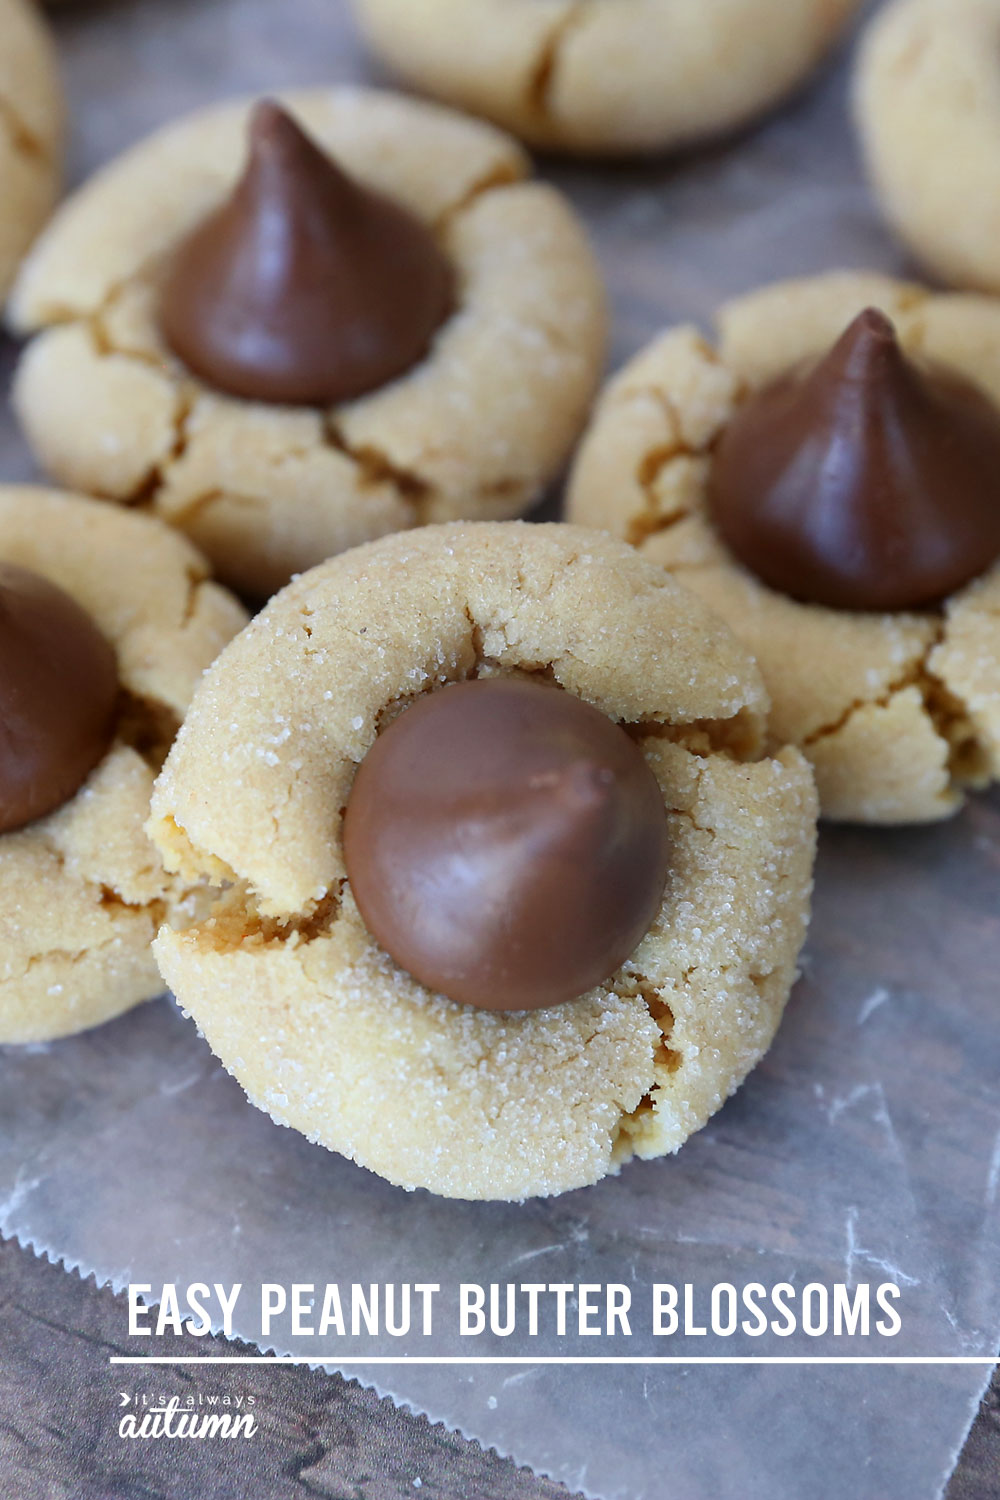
[
  {"xmin": 354, "ymin": 0, "xmax": 863, "ymax": 155},
  {"xmin": 0, "ymin": 487, "xmax": 246, "ymax": 1044},
  {"xmin": 8, "ymin": 89, "xmax": 606, "ymax": 599},
  {"xmin": 569, "ymin": 271, "xmax": 1000, "ymax": 823},
  {"xmin": 855, "ymin": 0, "xmax": 1000, "ymax": 293},
  {"xmin": 0, "ymin": 0, "xmax": 62, "ymax": 298},
  {"xmin": 149, "ymin": 521, "xmax": 817, "ymax": 1201}
]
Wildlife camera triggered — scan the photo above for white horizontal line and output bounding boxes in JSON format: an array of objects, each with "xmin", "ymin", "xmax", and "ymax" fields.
[{"xmin": 110, "ymin": 1355, "xmax": 999, "ymax": 1367}]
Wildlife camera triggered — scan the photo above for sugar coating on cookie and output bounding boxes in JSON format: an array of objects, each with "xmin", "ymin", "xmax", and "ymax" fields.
[
  {"xmin": 0, "ymin": 0, "xmax": 62, "ymax": 298},
  {"xmin": 7, "ymin": 88, "xmax": 606, "ymax": 599},
  {"xmin": 568, "ymin": 271, "xmax": 1000, "ymax": 824},
  {"xmin": 354, "ymin": 0, "xmax": 863, "ymax": 155},
  {"xmin": 149, "ymin": 521, "xmax": 817, "ymax": 1201},
  {"xmin": 0, "ymin": 487, "xmax": 247, "ymax": 1044},
  {"xmin": 855, "ymin": 0, "xmax": 1000, "ymax": 293}
]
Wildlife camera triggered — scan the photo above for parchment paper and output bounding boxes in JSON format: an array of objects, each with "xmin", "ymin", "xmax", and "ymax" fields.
[{"xmin": 1, "ymin": 3, "xmax": 999, "ymax": 1497}]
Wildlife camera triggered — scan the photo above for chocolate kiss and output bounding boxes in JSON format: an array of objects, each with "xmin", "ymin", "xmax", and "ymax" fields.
[
  {"xmin": 0, "ymin": 562, "xmax": 119, "ymax": 835},
  {"xmin": 343, "ymin": 678, "xmax": 671, "ymax": 1013},
  {"xmin": 708, "ymin": 308, "xmax": 1000, "ymax": 611},
  {"xmin": 160, "ymin": 100, "xmax": 454, "ymax": 406}
]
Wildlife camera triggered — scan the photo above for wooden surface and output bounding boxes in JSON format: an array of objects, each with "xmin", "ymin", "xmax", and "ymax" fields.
[
  {"xmin": 0, "ymin": 1235, "xmax": 574, "ymax": 1500},
  {"xmin": 0, "ymin": 1235, "xmax": 995, "ymax": 1499}
]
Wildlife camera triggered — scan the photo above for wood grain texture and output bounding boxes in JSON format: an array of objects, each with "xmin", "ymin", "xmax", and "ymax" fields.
[
  {"xmin": 946, "ymin": 1376, "xmax": 1000, "ymax": 1500},
  {"xmin": 0, "ymin": 1236, "xmax": 576, "ymax": 1500}
]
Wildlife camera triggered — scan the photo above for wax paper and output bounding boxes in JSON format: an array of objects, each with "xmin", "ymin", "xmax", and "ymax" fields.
[{"xmin": 1, "ymin": 2, "xmax": 999, "ymax": 1497}]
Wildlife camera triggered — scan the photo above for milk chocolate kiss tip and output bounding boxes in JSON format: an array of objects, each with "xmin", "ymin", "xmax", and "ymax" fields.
[
  {"xmin": 342, "ymin": 678, "xmax": 671, "ymax": 1013},
  {"xmin": 160, "ymin": 99, "xmax": 454, "ymax": 406},
  {"xmin": 708, "ymin": 307, "xmax": 1000, "ymax": 612},
  {"xmin": 0, "ymin": 562, "xmax": 118, "ymax": 835}
]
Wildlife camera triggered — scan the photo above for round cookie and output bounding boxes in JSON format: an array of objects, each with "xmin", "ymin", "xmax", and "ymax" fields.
[
  {"xmin": 0, "ymin": 0, "xmax": 62, "ymax": 299},
  {"xmin": 854, "ymin": 0, "xmax": 1000, "ymax": 294},
  {"xmin": 568, "ymin": 271, "xmax": 1000, "ymax": 824},
  {"xmin": 0, "ymin": 486, "xmax": 247, "ymax": 1045},
  {"xmin": 7, "ymin": 88, "xmax": 606, "ymax": 599},
  {"xmin": 352, "ymin": 0, "xmax": 863, "ymax": 156},
  {"xmin": 148, "ymin": 521, "xmax": 817, "ymax": 1202}
]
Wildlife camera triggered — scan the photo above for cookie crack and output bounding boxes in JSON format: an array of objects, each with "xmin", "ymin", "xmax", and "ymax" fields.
[
  {"xmin": 433, "ymin": 160, "xmax": 524, "ymax": 233},
  {"xmin": 609, "ymin": 945, "xmax": 784, "ymax": 1158},
  {"xmin": 323, "ymin": 417, "xmax": 432, "ymax": 522},
  {"xmin": 88, "ymin": 276, "xmax": 167, "ymax": 366},
  {"xmin": 626, "ymin": 453, "xmax": 690, "ymax": 546},
  {"xmin": 461, "ymin": 603, "xmax": 485, "ymax": 662},
  {"xmin": 26, "ymin": 815, "xmax": 169, "ymax": 950},
  {"xmin": 239, "ymin": 883, "xmax": 344, "ymax": 948},
  {"xmin": 911, "ymin": 636, "xmax": 993, "ymax": 787},
  {"xmin": 630, "ymin": 708, "xmax": 762, "ymax": 762},
  {"xmin": 99, "ymin": 886, "xmax": 167, "ymax": 923},
  {"xmin": 664, "ymin": 803, "xmax": 717, "ymax": 840},
  {"xmin": 802, "ymin": 621, "xmax": 989, "ymax": 788},
  {"xmin": 157, "ymin": 487, "xmax": 266, "ymax": 533},
  {"xmin": 801, "ymin": 672, "xmax": 924, "ymax": 749},
  {"xmin": 4, "ymin": 932, "xmax": 149, "ymax": 988},
  {"xmin": 129, "ymin": 387, "xmax": 198, "ymax": 509},
  {"xmin": 621, "ymin": 381, "xmax": 724, "ymax": 546},
  {"xmin": 74, "ymin": 296, "xmax": 201, "ymax": 512},
  {"xmin": 526, "ymin": 3, "xmax": 590, "ymax": 123},
  {"xmin": 609, "ymin": 976, "xmax": 683, "ymax": 1155},
  {"xmin": 624, "ymin": 339, "xmax": 752, "ymax": 538},
  {"xmin": 663, "ymin": 758, "xmax": 761, "ymax": 856},
  {"xmin": 0, "ymin": 92, "xmax": 50, "ymax": 165},
  {"xmin": 800, "ymin": 627, "xmax": 929, "ymax": 742},
  {"xmin": 136, "ymin": 396, "xmax": 436, "ymax": 528},
  {"xmin": 178, "ymin": 565, "xmax": 206, "ymax": 631},
  {"xmin": 612, "ymin": 976, "xmax": 680, "ymax": 1065},
  {"xmin": 182, "ymin": 878, "xmax": 348, "ymax": 957}
]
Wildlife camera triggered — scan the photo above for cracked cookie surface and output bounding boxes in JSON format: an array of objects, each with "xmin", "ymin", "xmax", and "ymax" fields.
[
  {"xmin": 353, "ymin": 0, "xmax": 863, "ymax": 155},
  {"xmin": 855, "ymin": 0, "xmax": 1000, "ymax": 293},
  {"xmin": 0, "ymin": 487, "xmax": 247, "ymax": 1044},
  {"xmin": 7, "ymin": 88, "xmax": 606, "ymax": 599},
  {"xmin": 0, "ymin": 0, "xmax": 62, "ymax": 298},
  {"xmin": 568, "ymin": 270, "xmax": 1000, "ymax": 823},
  {"xmin": 149, "ymin": 521, "xmax": 817, "ymax": 1201}
]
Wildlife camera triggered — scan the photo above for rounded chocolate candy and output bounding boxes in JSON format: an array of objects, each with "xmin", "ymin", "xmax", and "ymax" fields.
[
  {"xmin": 343, "ymin": 678, "xmax": 671, "ymax": 1013},
  {"xmin": 160, "ymin": 100, "xmax": 454, "ymax": 406},
  {"xmin": 0, "ymin": 562, "xmax": 118, "ymax": 834},
  {"xmin": 708, "ymin": 308, "xmax": 1000, "ymax": 612}
]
